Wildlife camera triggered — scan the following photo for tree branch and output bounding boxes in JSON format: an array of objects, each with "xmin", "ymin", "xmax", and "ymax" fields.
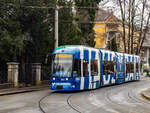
[
  {"xmin": 136, "ymin": 0, "xmax": 146, "ymax": 54},
  {"xmin": 138, "ymin": 12, "xmax": 150, "ymax": 54}
]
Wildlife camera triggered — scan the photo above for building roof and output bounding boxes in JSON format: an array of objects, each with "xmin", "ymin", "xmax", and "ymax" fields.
[{"xmin": 94, "ymin": 9, "xmax": 116, "ymax": 22}]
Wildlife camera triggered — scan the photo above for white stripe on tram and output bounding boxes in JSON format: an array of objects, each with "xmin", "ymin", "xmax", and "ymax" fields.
[
  {"xmin": 89, "ymin": 49, "xmax": 92, "ymax": 89},
  {"xmin": 80, "ymin": 47, "xmax": 84, "ymax": 90},
  {"xmin": 93, "ymin": 82, "xmax": 96, "ymax": 89},
  {"xmin": 80, "ymin": 77, "xmax": 84, "ymax": 90}
]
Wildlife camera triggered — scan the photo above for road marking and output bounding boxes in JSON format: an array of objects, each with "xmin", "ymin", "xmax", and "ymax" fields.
[{"xmin": 106, "ymin": 109, "xmax": 120, "ymax": 113}]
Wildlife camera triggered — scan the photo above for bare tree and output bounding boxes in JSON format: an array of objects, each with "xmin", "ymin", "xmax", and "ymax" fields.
[
  {"xmin": 136, "ymin": 0, "xmax": 147, "ymax": 55},
  {"xmin": 130, "ymin": 0, "xmax": 135, "ymax": 54},
  {"xmin": 118, "ymin": 0, "xmax": 126, "ymax": 53},
  {"xmin": 126, "ymin": 0, "xmax": 150, "ymax": 55},
  {"xmin": 138, "ymin": 12, "xmax": 150, "ymax": 53},
  {"xmin": 100, "ymin": 0, "xmax": 150, "ymax": 54},
  {"xmin": 128, "ymin": 0, "xmax": 131, "ymax": 54}
]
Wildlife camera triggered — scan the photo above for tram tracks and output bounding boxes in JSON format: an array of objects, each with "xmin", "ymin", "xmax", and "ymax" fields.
[
  {"xmin": 103, "ymin": 81, "xmax": 150, "ymax": 113},
  {"xmin": 128, "ymin": 89, "xmax": 150, "ymax": 105},
  {"xmin": 104, "ymin": 86, "xmax": 129, "ymax": 113},
  {"xmin": 38, "ymin": 80, "xmax": 150, "ymax": 113},
  {"xmin": 38, "ymin": 92, "xmax": 52, "ymax": 113},
  {"xmin": 103, "ymin": 84, "xmax": 146, "ymax": 113},
  {"xmin": 127, "ymin": 80, "xmax": 150, "ymax": 104},
  {"xmin": 38, "ymin": 91, "xmax": 83, "ymax": 113},
  {"xmin": 67, "ymin": 94, "xmax": 82, "ymax": 113}
]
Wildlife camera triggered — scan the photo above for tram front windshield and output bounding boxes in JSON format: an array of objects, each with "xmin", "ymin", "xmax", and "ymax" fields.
[{"xmin": 52, "ymin": 54, "xmax": 73, "ymax": 77}]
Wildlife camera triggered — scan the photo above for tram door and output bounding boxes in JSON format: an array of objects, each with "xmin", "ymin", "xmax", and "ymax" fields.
[
  {"xmin": 116, "ymin": 54, "xmax": 125, "ymax": 84},
  {"xmin": 82, "ymin": 49, "xmax": 100, "ymax": 90},
  {"xmin": 82, "ymin": 49, "xmax": 89, "ymax": 90},
  {"xmin": 90, "ymin": 51, "xmax": 100, "ymax": 89},
  {"xmin": 134, "ymin": 57, "xmax": 140, "ymax": 80}
]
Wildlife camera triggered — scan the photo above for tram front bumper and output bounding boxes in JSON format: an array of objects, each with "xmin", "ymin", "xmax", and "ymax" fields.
[{"xmin": 51, "ymin": 82, "xmax": 76, "ymax": 91}]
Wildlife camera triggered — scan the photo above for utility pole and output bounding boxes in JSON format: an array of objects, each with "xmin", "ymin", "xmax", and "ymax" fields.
[
  {"xmin": 55, "ymin": 1, "xmax": 59, "ymax": 49},
  {"xmin": 22, "ymin": 4, "xmax": 114, "ymax": 50}
]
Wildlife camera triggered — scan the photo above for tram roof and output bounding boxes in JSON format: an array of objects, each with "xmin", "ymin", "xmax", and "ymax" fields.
[{"xmin": 53, "ymin": 45, "xmax": 140, "ymax": 58}]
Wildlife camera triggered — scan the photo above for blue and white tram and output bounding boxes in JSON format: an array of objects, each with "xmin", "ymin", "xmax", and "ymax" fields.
[{"xmin": 50, "ymin": 45, "xmax": 141, "ymax": 91}]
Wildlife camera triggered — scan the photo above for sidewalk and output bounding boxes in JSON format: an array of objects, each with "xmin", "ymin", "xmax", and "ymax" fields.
[
  {"xmin": 0, "ymin": 85, "xmax": 49, "ymax": 96},
  {"xmin": 141, "ymin": 89, "xmax": 150, "ymax": 100}
]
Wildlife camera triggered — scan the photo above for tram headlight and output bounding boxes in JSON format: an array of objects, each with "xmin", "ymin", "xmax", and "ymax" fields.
[
  {"xmin": 52, "ymin": 77, "xmax": 55, "ymax": 80},
  {"xmin": 66, "ymin": 78, "xmax": 69, "ymax": 80}
]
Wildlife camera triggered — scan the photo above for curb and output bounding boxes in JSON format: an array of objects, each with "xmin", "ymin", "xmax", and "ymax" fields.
[
  {"xmin": 0, "ymin": 85, "xmax": 49, "ymax": 96},
  {"xmin": 141, "ymin": 90, "xmax": 150, "ymax": 101}
]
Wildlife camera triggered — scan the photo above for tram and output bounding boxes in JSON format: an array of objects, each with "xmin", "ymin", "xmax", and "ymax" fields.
[{"xmin": 50, "ymin": 45, "xmax": 141, "ymax": 91}]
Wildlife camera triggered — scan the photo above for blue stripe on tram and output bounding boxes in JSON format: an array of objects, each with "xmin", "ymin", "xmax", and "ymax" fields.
[
  {"xmin": 92, "ymin": 76, "xmax": 94, "ymax": 88},
  {"xmin": 105, "ymin": 53, "xmax": 108, "ymax": 61},
  {"xmin": 84, "ymin": 49, "xmax": 89, "ymax": 60},
  {"xmin": 91, "ymin": 51, "xmax": 96, "ymax": 60}
]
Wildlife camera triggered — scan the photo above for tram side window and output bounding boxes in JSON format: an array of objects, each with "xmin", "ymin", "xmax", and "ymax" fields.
[
  {"xmin": 103, "ymin": 61, "xmax": 107, "ymax": 75},
  {"xmin": 110, "ymin": 61, "xmax": 114, "ymax": 73},
  {"xmin": 126, "ymin": 63, "xmax": 130, "ymax": 73},
  {"xmin": 131, "ymin": 63, "xmax": 134, "ymax": 73},
  {"xmin": 126, "ymin": 63, "xmax": 129, "ymax": 73},
  {"xmin": 83, "ymin": 60, "xmax": 88, "ymax": 76},
  {"xmin": 73, "ymin": 59, "xmax": 81, "ymax": 77},
  {"xmin": 103, "ymin": 61, "xmax": 114, "ymax": 75},
  {"xmin": 126, "ymin": 63, "xmax": 134, "ymax": 73},
  {"xmin": 91, "ymin": 60, "xmax": 98, "ymax": 76},
  {"xmin": 136, "ymin": 63, "xmax": 139, "ymax": 72}
]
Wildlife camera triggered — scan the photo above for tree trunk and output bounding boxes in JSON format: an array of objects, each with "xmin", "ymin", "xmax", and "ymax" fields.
[
  {"xmin": 128, "ymin": 0, "xmax": 131, "ymax": 53},
  {"xmin": 136, "ymin": 0, "xmax": 146, "ymax": 55},
  {"xmin": 131, "ymin": 0, "xmax": 135, "ymax": 54},
  {"xmin": 118, "ymin": 0, "xmax": 126, "ymax": 53}
]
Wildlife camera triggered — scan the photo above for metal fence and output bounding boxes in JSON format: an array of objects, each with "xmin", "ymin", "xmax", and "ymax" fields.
[
  {"xmin": 19, "ymin": 63, "xmax": 50, "ymax": 86},
  {"xmin": 0, "ymin": 64, "xmax": 8, "ymax": 84},
  {"xmin": 19, "ymin": 63, "xmax": 36, "ymax": 85},
  {"xmin": 0, "ymin": 63, "xmax": 50, "ymax": 87},
  {"xmin": 41, "ymin": 65, "xmax": 51, "ymax": 81}
]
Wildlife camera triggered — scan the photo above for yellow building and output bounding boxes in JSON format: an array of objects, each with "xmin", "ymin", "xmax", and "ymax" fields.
[
  {"xmin": 93, "ymin": 23, "xmax": 107, "ymax": 48},
  {"xmin": 94, "ymin": 9, "xmax": 119, "ymax": 49},
  {"xmin": 93, "ymin": 9, "xmax": 139, "ymax": 53}
]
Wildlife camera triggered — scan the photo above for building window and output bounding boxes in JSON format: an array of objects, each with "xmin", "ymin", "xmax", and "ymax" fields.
[
  {"xmin": 103, "ymin": 61, "xmax": 114, "ymax": 75},
  {"xmin": 91, "ymin": 60, "xmax": 98, "ymax": 76},
  {"xmin": 83, "ymin": 60, "xmax": 88, "ymax": 76}
]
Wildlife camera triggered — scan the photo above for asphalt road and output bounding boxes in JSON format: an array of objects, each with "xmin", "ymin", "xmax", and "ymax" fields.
[{"xmin": 0, "ymin": 77, "xmax": 150, "ymax": 113}]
